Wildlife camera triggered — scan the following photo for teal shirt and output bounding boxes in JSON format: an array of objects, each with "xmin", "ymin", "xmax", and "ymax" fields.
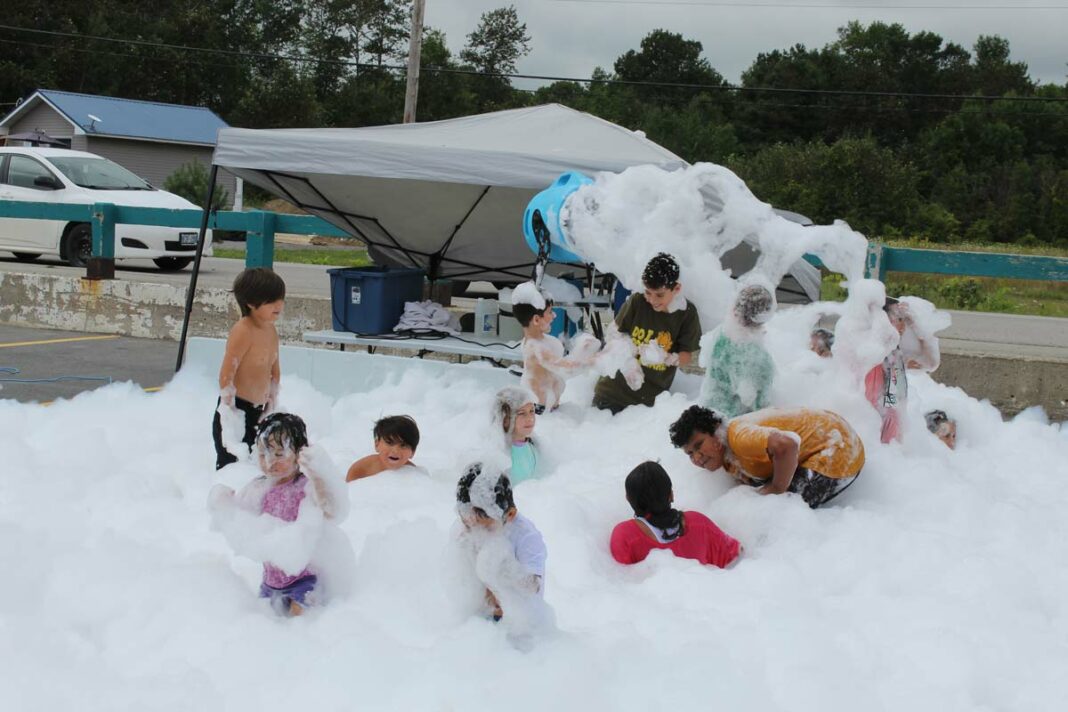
[
  {"xmin": 701, "ymin": 329, "xmax": 775, "ymax": 418},
  {"xmin": 509, "ymin": 441, "xmax": 539, "ymax": 484}
]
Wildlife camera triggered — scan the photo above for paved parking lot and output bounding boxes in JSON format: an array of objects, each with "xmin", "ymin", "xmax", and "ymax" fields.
[{"xmin": 0, "ymin": 324, "xmax": 177, "ymax": 403}]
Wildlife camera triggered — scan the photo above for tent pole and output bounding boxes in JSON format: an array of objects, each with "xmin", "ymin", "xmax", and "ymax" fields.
[
  {"xmin": 175, "ymin": 164, "xmax": 219, "ymax": 373},
  {"xmin": 434, "ymin": 185, "xmax": 491, "ymax": 280}
]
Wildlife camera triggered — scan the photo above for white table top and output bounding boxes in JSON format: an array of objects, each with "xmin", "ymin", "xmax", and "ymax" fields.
[{"xmin": 303, "ymin": 330, "xmax": 524, "ymax": 362}]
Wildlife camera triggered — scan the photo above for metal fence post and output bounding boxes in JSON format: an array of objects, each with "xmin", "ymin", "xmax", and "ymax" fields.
[
  {"xmin": 865, "ymin": 242, "xmax": 886, "ymax": 281},
  {"xmin": 88, "ymin": 202, "xmax": 116, "ymax": 280},
  {"xmin": 245, "ymin": 210, "xmax": 276, "ymax": 269}
]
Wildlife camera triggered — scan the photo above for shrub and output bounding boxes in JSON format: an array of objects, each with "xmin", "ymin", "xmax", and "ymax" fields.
[{"xmin": 163, "ymin": 161, "xmax": 230, "ymax": 210}]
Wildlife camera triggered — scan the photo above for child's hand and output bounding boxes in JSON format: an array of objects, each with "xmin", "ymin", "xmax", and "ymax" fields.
[{"xmin": 220, "ymin": 389, "xmax": 236, "ymax": 408}]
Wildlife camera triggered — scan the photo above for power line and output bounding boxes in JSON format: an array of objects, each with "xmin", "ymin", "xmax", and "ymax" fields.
[
  {"xmin": 1, "ymin": 23, "xmax": 1065, "ymax": 104},
  {"xmin": 548, "ymin": 0, "xmax": 1068, "ymax": 8}
]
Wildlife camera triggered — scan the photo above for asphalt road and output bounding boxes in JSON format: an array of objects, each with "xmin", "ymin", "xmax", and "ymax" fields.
[{"xmin": 0, "ymin": 324, "xmax": 176, "ymax": 403}]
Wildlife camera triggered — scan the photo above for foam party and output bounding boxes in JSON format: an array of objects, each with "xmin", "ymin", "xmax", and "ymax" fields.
[{"xmin": 3, "ymin": 160, "xmax": 1067, "ymax": 712}]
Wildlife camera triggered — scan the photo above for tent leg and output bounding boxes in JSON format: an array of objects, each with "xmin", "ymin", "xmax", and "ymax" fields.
[{"xmin": 175, "ymin": 165, "xmax": 219, "ymax": 373}]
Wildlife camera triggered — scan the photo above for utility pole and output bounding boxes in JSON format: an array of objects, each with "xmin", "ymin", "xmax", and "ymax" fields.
[{"xmin": 402, "ymin": 0, "xmax": 426, "ymax": 124}]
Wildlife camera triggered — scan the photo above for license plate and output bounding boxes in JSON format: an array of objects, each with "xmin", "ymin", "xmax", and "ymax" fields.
[{"xmin": 179, "ymin": 232, "xmax": 198, "ymax": 246}]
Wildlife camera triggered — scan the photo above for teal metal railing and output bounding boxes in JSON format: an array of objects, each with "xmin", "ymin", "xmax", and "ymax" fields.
[
  {"xmin": 0, "ymin": 200, "xmax": 353, "ymax": 271},
  {"xmin": 2, "ymin": 199, "xmax": 1066, "ymax": 282}
]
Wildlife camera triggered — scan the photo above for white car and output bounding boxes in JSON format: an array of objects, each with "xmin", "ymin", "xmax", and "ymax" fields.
[{"xmin": 0, "ymin": 147, "xmax": 213, "ymax": 271}]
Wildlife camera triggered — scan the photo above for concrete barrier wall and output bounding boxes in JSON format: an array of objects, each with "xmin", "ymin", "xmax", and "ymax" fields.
[
  {"xmin": 0, "ymin": 270, "xmax": 330, "ymax": 342},
  {"xmin": 936, "ymin": 351, "xmax": 1068, "ymax": 420}
]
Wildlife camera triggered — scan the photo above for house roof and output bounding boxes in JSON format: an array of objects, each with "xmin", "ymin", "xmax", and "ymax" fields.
[{"xmin": 1, "ymin": 89, "xmax": 229, "ymax": 146}]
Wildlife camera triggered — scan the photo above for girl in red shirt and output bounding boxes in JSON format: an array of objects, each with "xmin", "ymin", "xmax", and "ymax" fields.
[{"xmin": 610, "ymin": 461, "xmax": 741, "ymax": 568}]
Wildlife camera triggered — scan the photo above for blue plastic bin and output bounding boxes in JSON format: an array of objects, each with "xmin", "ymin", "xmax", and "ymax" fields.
[{"xmin": 327, "ymin": 266, "xmax": 425, "ymax": 334}]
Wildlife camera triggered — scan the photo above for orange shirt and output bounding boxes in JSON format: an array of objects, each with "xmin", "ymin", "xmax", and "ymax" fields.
[{"xmin": 725, "ymin": 407, "xmax": 865, "ymax": 481}]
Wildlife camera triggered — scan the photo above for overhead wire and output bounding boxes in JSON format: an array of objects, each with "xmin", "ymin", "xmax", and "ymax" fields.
[{"xmin": 0, "ymin": 23, "xmax": 1065, "ymax": 105}]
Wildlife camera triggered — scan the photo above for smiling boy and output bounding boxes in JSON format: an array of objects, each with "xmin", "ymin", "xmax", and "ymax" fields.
[
  {"xmin": 593, "ymin": 253, "xmax": 702, "ymax": 413},
  {"xmin": 669, "ymin": 405, "xmax": 865, "ymax": 508},
  {"xmin": 213, "ymin": 267, "xmax": 285, "ymax": 470},
  {"xmin": 346, "ymin": 415, "xmax": 424, "ymax": 481}
]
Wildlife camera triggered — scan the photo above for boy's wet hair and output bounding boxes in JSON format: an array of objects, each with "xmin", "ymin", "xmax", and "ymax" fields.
[
  {"xmin": 642, "ymin": 253, "xmax": 680, "ymax": 290},
  {"xmin": 883, "ymin": 296, "xmax": 901, "ymax": 312},
  {"xmin": 233, "ymin": 267, "xmax": 286, "ymax": 317},
  {"xmin": 456, "ymin": 462, "xmax": 515, "ymax": 521},
  {"xmin": 669, "ymin": 405, "xmax": 724, "ymax": 448},
  {"xmin": 513, "ymin": 300, "xmax": 554, "ymax": 327},
  {"xmin": 256, "ymin": 412, "xmax": 309, "ymax": 453},
  {"xmin": 625, "ymin": 461, "xmax": 684, "ymax": 540},
  {"xmin": 373, "ymin": 415, "xmax": 420, "ymax": 451},
  {"xmin": 733, "ymin": 283, "xmax": 776, "ymax": 327},
  {"xmin": 924, "ymin": 409, "xmax": 953, "ymax": 433}
]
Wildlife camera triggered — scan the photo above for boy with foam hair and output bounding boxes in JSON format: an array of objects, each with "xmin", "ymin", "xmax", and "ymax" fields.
[
  {"xmin": 699, "ymin": 280, "xmax": 777, "ymax": 418},
  {"xmin": 346, "ymin": 415, "xmax": 426, "ymax": 481},
  {"xmin": 213, "ymin": 267, "xmax": 286, "ymax": 470},
  {"xmin": 454, "ymin": 462, "xmax": 552, "ymax": 644},
  {"xmin": 511, "ymin": 281, "xmax": 601, "ymax": 410},
  {"xmin": 593, "ymin": 253, "xmax": 702, "ymax": 413}
]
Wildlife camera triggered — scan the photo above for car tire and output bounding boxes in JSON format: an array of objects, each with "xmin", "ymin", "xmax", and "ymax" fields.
[
  {"xmin": 64, "ymin": 224, "xmax": 93, "ymax": 268},
  {"xmin": 153, "ymin": 257, "xmax": 194, "ymax": 271},
  {"xmin": 12, "ymin": 252, "xmax": 42, "ymax": 261}
]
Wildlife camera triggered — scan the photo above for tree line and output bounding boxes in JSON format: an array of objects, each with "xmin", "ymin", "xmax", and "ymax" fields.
[{"xmin": 2, "ymin": 2, "xmax": 1066, "ymax": 245}]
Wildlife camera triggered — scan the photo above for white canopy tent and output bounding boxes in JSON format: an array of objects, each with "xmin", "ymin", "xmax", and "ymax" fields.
[{"xmin": 209, "ymin": 103, "xmax": 819, "ymax": 300}]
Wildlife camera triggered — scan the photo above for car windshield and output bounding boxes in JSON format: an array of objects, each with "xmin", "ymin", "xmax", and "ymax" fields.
[{"xmin": 46, "ymin": 156, "xmax": 153, "ymax": 190}]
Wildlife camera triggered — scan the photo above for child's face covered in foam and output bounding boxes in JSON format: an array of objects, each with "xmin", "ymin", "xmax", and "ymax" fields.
[{"xmin": 258, "ymin": 433, "xmax": 299, "ymax": 480}]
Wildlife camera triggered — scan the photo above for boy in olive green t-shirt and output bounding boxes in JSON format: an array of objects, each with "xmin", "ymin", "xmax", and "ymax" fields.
[{"xmin": 593, "ymin": 253, "xmax": 702, "ymax": 413}]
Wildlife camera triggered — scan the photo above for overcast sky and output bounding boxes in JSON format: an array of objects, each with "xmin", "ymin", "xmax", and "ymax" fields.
[{"xmin": 424, "ymin": 0, "xmax": 1067, "ymax": 89}]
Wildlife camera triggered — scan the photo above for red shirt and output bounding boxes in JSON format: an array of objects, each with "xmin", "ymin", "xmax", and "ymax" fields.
[{"xmin": 610, "ymin": 511, "xmax": 740, "ymax": 568}]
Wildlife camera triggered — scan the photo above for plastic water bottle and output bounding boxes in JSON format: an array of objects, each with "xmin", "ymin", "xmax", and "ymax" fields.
[{"xmin": 474, "ymin": 298, "xmax": 499, "ymax": 336}]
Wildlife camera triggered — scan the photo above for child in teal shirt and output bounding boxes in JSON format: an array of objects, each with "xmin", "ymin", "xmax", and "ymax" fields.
[
  {"xmin": 700, "ymin": 282, "xmax": 776, "ymax": 418},
  {"xmin": 494, "ymin": 386, "xmax": 540, "ymax": 484}
]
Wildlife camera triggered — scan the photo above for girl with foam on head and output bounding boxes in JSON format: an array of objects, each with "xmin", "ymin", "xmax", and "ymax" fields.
[
  {"xmin": 609, "ymin": 461, "xmax": 741, "ymax": 568},
  {"xmin": 494, "ymin": 386, "xmax": 542, "ymax": 485},
  {"xmin": 208, "ymin": 412, "xmax": 351, "ymax": 617}
]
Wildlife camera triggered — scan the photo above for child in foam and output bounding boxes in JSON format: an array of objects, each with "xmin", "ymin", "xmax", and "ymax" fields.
[
  {"xmin": 865, "ymin": 297, "xmax": 941, "ymax": 444},
  {"xmin": 925, "ymin": 409, "xmax": 957, "ymax": 450},
  {"xmin": 213, "ymin": 268, "xmax": 286, "ymax": 470},
  {"xmin": 593, "ymin": 253, "xmax": 703, "ymax": 413},
  {"xmin": 810, "ymin": 328, "xmax": 834, "ymax": 358},
  {"xmin": 670, "ymin": 405, "xmax": 865, "ymax": 509},
  {"xmin": 610, "ymin": 461, "xmax": 740, "ymax": 568},
  {"xmin": 455, "ymin": 462, "xmax": 550, "ymax": 636},
  {"xmin": 209, "ymin": 413, "xmax": 350, "ymax": 616},
  {"xmin": 494, "ymin": 386, "xmax": 542, "ymax": 484},
  {"xmin": 511, "ymin": 281, "xmax": 592, "ymax": 410},
  {"xmin": 699, "ymin": 281, "xmax": 777, "ymax": 418},
  {"xmin": 346, "ymin": 415, "xmax": 427, "ymax": 481}
]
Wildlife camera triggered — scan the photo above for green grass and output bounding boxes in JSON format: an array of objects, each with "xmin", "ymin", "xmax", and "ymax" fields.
[
  {"xmin": 214, "ymin": 247, "xmax": 370, "ymax": 267},
  {"xmin": 821, "ymin": 271, "xmax": 1068, "ymax": 318}
]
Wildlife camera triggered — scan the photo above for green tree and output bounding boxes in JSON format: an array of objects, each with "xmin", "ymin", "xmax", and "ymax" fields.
[
  {"xmin": 460, "ymin": 5, "xmax": 532, "ymax": 76},
  {"xmin": 613, "ymin": 29, "xmax": 725, "ymax": 109}
]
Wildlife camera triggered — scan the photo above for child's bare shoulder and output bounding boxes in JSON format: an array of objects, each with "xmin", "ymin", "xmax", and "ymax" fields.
[{"xmin": 346, "ymin": 454, "xmax": 382, "ymax": 482}]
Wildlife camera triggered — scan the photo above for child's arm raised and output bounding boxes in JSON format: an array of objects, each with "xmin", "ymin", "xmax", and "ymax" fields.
[
  {"xmin": 218, "ymin": 321, "xmax": 253, "ymax": 402},
  {"xmin": 299, "ymin": 445, "xmax": 350, "ymax": 522}
]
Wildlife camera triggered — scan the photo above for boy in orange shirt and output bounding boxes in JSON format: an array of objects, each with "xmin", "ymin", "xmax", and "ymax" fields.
[{"xmin": 669, "ymin": 405, "xmax": 865, "ymax": 508}]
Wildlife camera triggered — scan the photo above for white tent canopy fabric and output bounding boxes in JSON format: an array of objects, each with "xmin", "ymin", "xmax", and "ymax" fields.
[{"xmin": 211, "ymin": 103, "xmax": 819, "ymax": 299}]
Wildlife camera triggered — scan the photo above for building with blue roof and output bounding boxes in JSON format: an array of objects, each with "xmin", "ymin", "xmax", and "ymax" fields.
[{"xmin": 0, "ymin": 89, "xmax": 235, "ymax": 205}]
